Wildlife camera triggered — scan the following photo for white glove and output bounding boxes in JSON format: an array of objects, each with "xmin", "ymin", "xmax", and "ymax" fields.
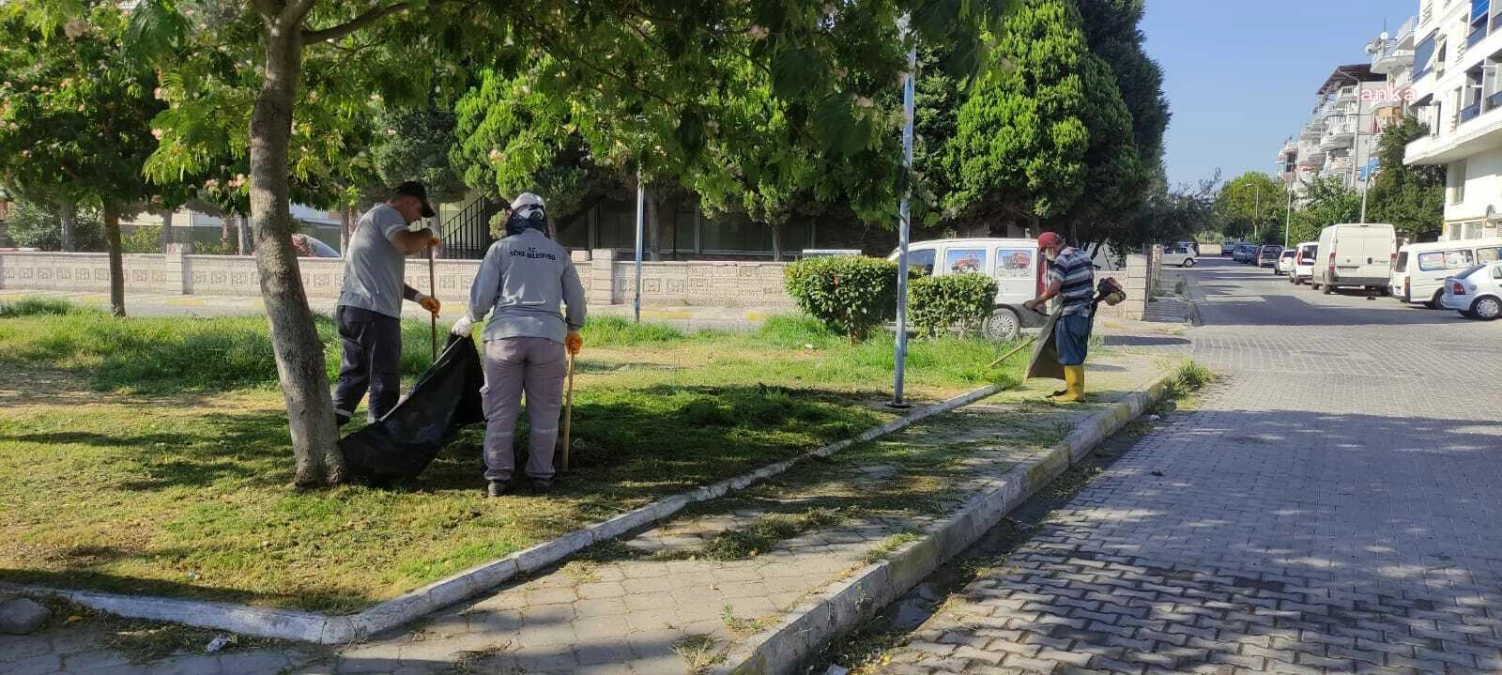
[{"xmin": 450, "ymin": 315, "xmax": 476, "ymax": 337}]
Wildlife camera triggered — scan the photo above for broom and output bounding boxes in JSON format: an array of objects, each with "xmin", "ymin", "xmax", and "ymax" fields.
[{"xmin": 560, "ymin": 352, "xmax": 576, "ymax": 472}]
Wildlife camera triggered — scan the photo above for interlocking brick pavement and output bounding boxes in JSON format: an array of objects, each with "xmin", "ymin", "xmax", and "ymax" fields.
[{"xmin": 880, "ymin": 260, "xmax": 1502, "ymax": 674}]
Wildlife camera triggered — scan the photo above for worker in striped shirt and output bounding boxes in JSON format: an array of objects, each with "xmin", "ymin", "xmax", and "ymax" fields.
[{"xmin": 1023, "ymin": 232, "xmax": 1094, "ymax": 402}]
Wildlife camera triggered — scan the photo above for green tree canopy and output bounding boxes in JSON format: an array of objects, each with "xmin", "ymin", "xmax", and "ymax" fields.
[
  {"xmin": 1289, "ymin": 176, "xmax": 1360, "ymax": 244},
  {"xmin": 0, "ymin": 2, "xmax": 180, "ymax": 315},
  {"xmin": 1368, "ymin": 116, "xmax": 1444, "ymax": 241},
  {"xmin": 1215, "ymin": 171, "xmax": 1287, "ymax": 243},
  {"xmin": 943, "ymin": 0, "xmax": 1140, "ymax": 244}
]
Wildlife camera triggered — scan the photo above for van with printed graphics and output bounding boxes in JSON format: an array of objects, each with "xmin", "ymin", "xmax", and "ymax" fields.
[
  {"xmin": 1313, "ymin": 223, "xmax": 1397, "ymax": 295},
  {"xmin": 890, "ymin": 238, "xmax": 1045, "ymax": 341}
]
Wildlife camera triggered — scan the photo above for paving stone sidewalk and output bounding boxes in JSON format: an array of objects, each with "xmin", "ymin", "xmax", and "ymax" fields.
[
  {"xmin": 870, "ymin": 261, "xmax": 1502, "ymax": 675},
  {"xmin": 0, "ymin": 340, "xmax": 1172, "ymax": 675}
]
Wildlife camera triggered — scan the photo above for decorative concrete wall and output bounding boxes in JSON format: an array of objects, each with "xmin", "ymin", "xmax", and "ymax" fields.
[
  {"xmin": 602, "ymin": 254, "xmax": 793, "ymax": 308},
  {"xmin": 0, "ymin": 248, "xmax": 1152, "ymax": 319},
  {"xmin": 0, "ymin": 248, "xmax": 781, "ymax": 309}
]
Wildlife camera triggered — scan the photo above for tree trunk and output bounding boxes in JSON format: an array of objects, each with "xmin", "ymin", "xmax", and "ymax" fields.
[
  {"xmin": 238, "ymin": 214, "xmax": 252, "ymax": 255},
  {"xmin": 160, "ymin": 210, "xmax": 175, "ymax": 251},
  {"xmin": 645, "ymin": 191, "xmax": 661, "ymax": 261},
  {"xmin": 59, "ymin": 198, "xmax": 77, "ymax": 252},
  {"xmin": 339, "ymin": 209, "xmax": 353, "ymax": 255},
  {"xmin": 250, "ymin": 17, "xmax": 345, "ymax": 488},
  {"xmin": 221, "ymin": 214, "xmax": 234, "ymax": 250},
  {"xmin": 103, "ymin": 205, "xmax": 125, "ymax": 317},
  {"xmin": 770, "ymin": 221, "xmax": 784, "ymax": 262}
]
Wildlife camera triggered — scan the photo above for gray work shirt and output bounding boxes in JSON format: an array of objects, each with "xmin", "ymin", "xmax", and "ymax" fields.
[
  {"xmin": 337, "ymin": 204, "xmax": 410, "ymax": 319},
  {"xmin": 468, "ymin": 229, "xmax": 587, "ymax": 344}
]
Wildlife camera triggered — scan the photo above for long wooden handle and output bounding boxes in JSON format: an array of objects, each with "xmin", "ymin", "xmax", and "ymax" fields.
[
  {"xmin": 428, "ymin": 247, "xmax": 437, "ymax": 361},
  {"xmin": 561, "ymin": 353, "xmax": 576, "ymax": 472},
  {"xmin": 987, "ymin": 336, "xmax": 1038, "ymax": 370}
]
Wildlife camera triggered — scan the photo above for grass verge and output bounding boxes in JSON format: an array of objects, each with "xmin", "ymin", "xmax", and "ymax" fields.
[{"xmin": 0, "ymin": 301, "xmax": 1021, "ymax": 612}]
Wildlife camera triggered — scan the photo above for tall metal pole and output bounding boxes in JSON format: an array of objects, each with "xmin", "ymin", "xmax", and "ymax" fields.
[
  {"xmin": 1284, "ymin": 181, "xmax": 1294, "ymax": 249},
  {"xmin": 1255, "ymin": 189, "xmax": 1261, "ymax": 242},
  {"xmin": 1356, "ymin": 104, "xmax": 1368, "ymax": 223},
  {"xmin": 892, "ymin": 41, "xmax": 917, "ymax": 408},
  {"xmin": 634, "ymin": 171, "xmax": 645, "ymax": 324}
]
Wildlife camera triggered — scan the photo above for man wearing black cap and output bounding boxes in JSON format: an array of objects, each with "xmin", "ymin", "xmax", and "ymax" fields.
[{"xmin": 333, "ymin": 181, "xmax": 443, "ymax": 427}]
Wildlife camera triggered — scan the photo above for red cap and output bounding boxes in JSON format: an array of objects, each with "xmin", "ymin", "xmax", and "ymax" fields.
[{"xmin": 1037, "ymin": 232, "xmax": 1064, "ymax": 249}]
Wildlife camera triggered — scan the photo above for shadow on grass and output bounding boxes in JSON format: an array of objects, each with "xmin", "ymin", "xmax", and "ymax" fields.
[
  {"xmin": 0, "ymin": 411, "xmax": 297, "ymax": 492},
  {"xmin": 414, "ymin": 384, "xmax": 891, "ymax": 500}
]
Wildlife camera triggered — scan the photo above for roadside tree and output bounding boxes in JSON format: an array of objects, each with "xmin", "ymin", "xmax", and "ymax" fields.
[
  {"xmin": 118, "ymin": 0, "xmax": 1008, "ymax": 488},
  {"xmin": 1367, "ymin": 116, "xmax": 1444, "ymax": 241},
  {"xmin": 0, "ymin": 3, "xmax": 177, "ymax": 316}
]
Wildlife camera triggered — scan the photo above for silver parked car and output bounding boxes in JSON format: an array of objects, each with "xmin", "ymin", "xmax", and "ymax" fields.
[
  {"xmin": 1441, "ymin": 262, "xmax": 1502, "ymax": 321},
  {"xmin": 1162, "ymin": 244, "xmax": 1197, "ymax": 268}
]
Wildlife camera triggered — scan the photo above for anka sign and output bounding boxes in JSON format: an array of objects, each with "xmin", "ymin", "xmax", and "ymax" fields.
[{"xmin": 1360, "ymin": 86, "xmax": 1417, "ymax": 104}]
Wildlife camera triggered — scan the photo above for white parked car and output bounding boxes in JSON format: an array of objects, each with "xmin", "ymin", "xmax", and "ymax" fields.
[
  {"xmin": 1290, "ymin": 242, "xmax": 1318, "ymax": 284},
  {"xmin": 1162, "ymin": 244, "xmax": 1197, "ymax": 267},
  {"xmin": 1276, "ymin": 249, "xmax": 1296, "ymax": 276},
  {"xmin": 1440, "ymin": 262, "xmax": 1502, "ymax": 321}
]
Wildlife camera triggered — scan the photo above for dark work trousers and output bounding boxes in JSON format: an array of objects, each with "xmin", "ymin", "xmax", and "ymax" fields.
[{"xmin": 333, "ymin": 305, "xmax": 403, "ymax": 423}]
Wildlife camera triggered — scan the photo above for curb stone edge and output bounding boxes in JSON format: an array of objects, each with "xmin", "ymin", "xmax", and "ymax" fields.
[{"xmin": 718, "ymin": 369, "xmax": 1178, "ymax": 675}]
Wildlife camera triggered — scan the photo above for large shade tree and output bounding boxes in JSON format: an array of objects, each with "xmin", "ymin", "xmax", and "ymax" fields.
[
  {"xmin": 942, "ymin": 0, "xmax": 1139, "ymax": 243},
  {"xmin": 107, "ymin": 0, "xmax": 1010, "ymax": 487},
  {"xmin": 1215, "ymin": 171, "xmax": 1287, "ymax": 243},
  {"xmin": 1368, "ymin": 116, "xmax": 1444, "ymax": 241},
  {"xmin": 0, "ymin": 2, "xmax": 178, "ymax": 316}
]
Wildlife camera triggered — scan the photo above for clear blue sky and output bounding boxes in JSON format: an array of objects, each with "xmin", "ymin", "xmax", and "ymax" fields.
[{"xmin": 1142, "ymin": 0, "xmax": 1422, "ymax": 188}]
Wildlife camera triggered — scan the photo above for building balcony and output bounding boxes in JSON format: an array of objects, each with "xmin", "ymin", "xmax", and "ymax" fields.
[
  {"xmin": 1320, "ymin": 127, "xmax": 1354, "ymax": 150},
  {"xmin": 1372, "ymin": 96, "xmax": 1404, "ymax": 112},
  {"xmin": 1335, "ymin": 87, "xmax": 1358, "ymax": 105},
  {"xmin": 1300, "ymin": 122, "xmax": 1326, "ymax": 140},
  {"xmin": 1462, "ymin": 100, "xmax": 1484, "ymax": 124},
  {"xmin": 1405, "ymin": 102, "xmax": 1502, "ymax": 165},
  {"xmin": 1372, "ymin": 45, "xmax": 1416, "ymax": 75}
]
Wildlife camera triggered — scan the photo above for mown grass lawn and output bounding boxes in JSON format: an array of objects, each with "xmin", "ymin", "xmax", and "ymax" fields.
[{"xmin": 0, "ymin": 298, "xmax": 1024, "ymax": 612}]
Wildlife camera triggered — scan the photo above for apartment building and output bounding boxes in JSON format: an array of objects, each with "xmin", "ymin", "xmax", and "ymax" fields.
[
  {"xmin": 1278, "ymin": 20, "xmax": 1418, "ymax": 200},
  {"xmin": 1405, "ymin": 0, "xmax": 1502, "ymax": 240},
  {"xmin": 1279, "ymin": 66, "xmax": 1389, "ymax": 195}
]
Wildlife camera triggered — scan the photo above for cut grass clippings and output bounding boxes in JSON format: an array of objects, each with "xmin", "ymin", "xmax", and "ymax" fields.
[{"xmin": 0, "ymin": 301, "xmax": 1025, "ymax": 613}]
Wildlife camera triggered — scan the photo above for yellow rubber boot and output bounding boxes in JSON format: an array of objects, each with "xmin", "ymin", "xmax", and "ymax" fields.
[{"xmin": 1051, "ymin": 366, "xmax": 1085, "ymax": 403}]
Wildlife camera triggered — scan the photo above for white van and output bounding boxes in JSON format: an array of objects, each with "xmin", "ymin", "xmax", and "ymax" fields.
[
  {"xmin": 892, "ymin": 238, "xmax": 1045, "ymax": 340},
  {"xmin": 1391, "ymin": 237, "xmax": 1502, "ymax": 308},
  {"xmin": 1290, "ymin": 242, "xmax": 1318, "ymax": 284},
  {"xmin": 1313, "ymin": 224, "xmax": 1397, "ymax": 295}
]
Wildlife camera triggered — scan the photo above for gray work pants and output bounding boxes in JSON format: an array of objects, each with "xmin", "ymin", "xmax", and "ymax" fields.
[{"xmin": 481, "ymin": 337, "xmax": 567, "ymax": 482}]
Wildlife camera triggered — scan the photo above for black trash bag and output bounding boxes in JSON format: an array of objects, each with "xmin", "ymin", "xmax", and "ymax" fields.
[{"xmin": 339, "ymin": 335, "xmax": 486, "ymax": 484}]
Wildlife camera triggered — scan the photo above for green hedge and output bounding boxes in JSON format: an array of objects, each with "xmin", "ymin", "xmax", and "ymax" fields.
[
  {"xmin": 784, "ymin": 256, "xmax": 899, "ymax": 342},
  {"xmin": 909, "ymin": 273, "xmax": 997, "ymax": 337}
]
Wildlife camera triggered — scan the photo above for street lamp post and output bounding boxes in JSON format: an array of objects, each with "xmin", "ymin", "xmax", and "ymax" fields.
[{"xmin": 891, "ymin": 36, "xmax": 916, "ymax": 409}]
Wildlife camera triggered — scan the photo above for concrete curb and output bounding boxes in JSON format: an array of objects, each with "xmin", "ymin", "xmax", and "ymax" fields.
[
  {"xmin": 718, "ymin": 370, "xmax": 1177, "ymax": 675},
  {"xmin": 3, "ymin": 381, "xmax": 1009, "ymax": 645}
]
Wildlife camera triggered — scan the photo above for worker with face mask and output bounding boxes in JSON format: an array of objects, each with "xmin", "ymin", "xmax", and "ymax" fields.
[
  {"xmin": 1023, "ymin": 231, "xmax": 1094, "ymax": 402},
  {"xmin": 450, "ymin": 193, "xmax": 586, "ymax": 496}
]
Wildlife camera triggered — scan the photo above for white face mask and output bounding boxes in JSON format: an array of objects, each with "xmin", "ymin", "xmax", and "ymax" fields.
[{"xmin": 1045, "ymin": 248, "xmax": 1060, "ymax": 262}]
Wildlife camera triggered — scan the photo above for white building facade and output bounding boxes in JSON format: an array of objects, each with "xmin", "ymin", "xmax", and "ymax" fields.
[
  {"xmin": 1279, "ymin": 20, "xmax": 1419, "ymax": 206},
  {"xmin": 1405, "ymin": 0, "xmax": 1502, "ymax": 240}
]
